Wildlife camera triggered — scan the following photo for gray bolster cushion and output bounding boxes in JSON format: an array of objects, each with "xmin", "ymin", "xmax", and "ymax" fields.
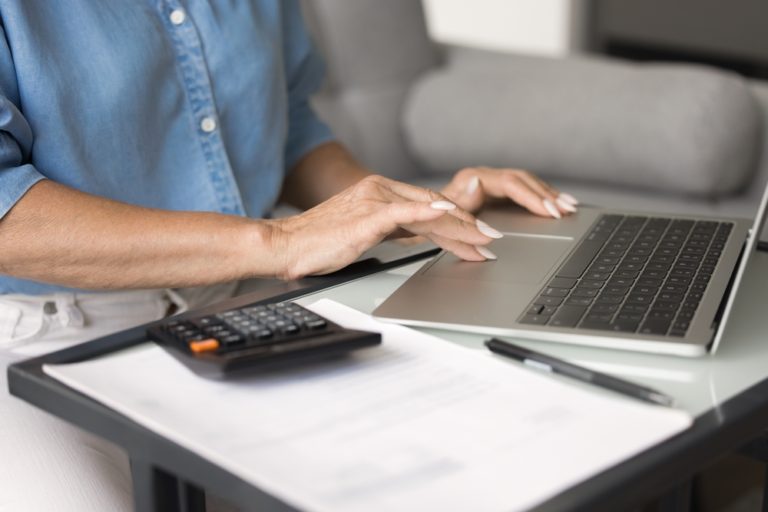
[{"xmin": 403, "ymin": 50, "xmax": 763, "ymax": 197}]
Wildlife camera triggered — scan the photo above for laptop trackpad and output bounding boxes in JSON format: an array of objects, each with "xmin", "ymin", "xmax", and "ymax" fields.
[{"xmin": 424, "ymin": 235, "xmax": 573, "ymax": 285}]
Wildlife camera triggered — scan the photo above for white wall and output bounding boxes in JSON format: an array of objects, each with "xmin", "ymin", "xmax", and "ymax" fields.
[{"xmin": 422, "ymin": 0, "xmax": 580, "ymax": 56}]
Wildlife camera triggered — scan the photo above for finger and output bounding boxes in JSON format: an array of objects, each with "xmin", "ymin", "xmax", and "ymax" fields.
[
  {"xmin": 404, "ymin": 208, "xmax": 500, "ymax": 246},
  {"xmin": 375, "ymin": 176, "xmax": 479, "ymax": 225},
  {"xmin": 515, "ymin": 172, "xmax": 577, "ymax": 215},
  {"xmin": 369, "ymin": 201, "xmax": 447, "ymax": 240},
  {"xmin": 427, "ymin": 234, "xmax": 494, "ymax": 262},
  {"xmin": 491, "ymin": 173, "xmax": 559, "ymax": 218}
]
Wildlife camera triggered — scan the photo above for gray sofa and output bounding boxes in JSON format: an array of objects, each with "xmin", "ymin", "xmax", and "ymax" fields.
[{"xmin": 302, "ymin": 0, "xmax": 768, "ymax": 219}]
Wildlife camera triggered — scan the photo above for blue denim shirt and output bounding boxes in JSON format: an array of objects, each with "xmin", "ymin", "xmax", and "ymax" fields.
[{"xmin": 0, "ymin": 0, "xmax": 333, "ymax": 294}]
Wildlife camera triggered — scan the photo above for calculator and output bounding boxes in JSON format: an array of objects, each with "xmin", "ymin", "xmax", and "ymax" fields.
[{"xmin": 147, "ymin": 301, "xmax": 381, "ymax": 377}]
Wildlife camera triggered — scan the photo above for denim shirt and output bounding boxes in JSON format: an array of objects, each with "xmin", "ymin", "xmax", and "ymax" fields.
[{"xmin": 0, "ymin": 0, "xmax": 333, "ymax": 294}]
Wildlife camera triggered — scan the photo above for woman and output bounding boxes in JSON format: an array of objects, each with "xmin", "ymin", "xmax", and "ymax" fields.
[{"xmin": 0, "ymin": 1, "xmax": 577, "ymax": 509}]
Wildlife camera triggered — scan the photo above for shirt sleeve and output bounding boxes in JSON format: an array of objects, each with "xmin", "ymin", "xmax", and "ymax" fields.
[
  {"xmin": 280, "ymin": 1, "xmax": 335, "ymax": 172},
  {"xmin": 0, "ymin": 24, "xmax": 45, "ymax": 220}
]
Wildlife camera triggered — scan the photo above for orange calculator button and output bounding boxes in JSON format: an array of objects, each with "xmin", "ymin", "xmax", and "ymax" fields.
[{"xmin": 189, "ymin": 338, "xmax": 220, "ymax": 353}]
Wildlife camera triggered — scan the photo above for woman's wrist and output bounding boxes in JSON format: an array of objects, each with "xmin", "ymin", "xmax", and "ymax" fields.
[{"xmin": 240, "ymin": 217, "xmax": 304, "ymax": 281}]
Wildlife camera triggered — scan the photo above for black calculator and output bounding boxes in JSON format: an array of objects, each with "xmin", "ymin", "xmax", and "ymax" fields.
[{"xmin": 147, "ymin": 301, "xmax": 381, "ymax": 377}]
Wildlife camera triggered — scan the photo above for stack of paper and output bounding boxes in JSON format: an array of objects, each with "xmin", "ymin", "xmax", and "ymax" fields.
[{"xmin": 44, "ymin": 299, "xmax": 691, "ymax": 512}]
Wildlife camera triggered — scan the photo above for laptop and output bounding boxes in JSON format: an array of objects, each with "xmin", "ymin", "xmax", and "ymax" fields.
[{"xmin": 373, "ymin": 182, "xmax": 768, "ymax": 357}]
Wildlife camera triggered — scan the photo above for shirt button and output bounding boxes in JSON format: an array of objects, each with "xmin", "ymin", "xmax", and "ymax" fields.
[
  {"xmin": 200, "ymin": 116, "xmax": 217, "ymax": 133},
  {"xmin": 169, "ymin": 8, "xmax": 186, "ymax": 26}
]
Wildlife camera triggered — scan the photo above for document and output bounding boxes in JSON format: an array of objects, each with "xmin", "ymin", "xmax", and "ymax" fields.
[{"xmin": 44, "ymin": 299, "xmax": 691, "ymax": 512}]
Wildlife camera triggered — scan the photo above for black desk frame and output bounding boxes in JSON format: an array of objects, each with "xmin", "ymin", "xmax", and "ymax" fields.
[{"xmin": 9, "ymin": 254, "xmax": 768, "ymax": 512}]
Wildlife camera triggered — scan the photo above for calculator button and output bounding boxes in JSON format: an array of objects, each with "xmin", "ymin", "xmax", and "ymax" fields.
[
  {"xmin": 220, "ymin": 334, "xmax": 245, "ymax": 346},
  {"xmin": 189, "ymin": 338, "xmax": 220, "ymax": 353},
  {"xmin": 305, "ymin": 319, "xmax": 327, "ymax": 330},
  {"xmin": 280, "ymin": 324, "xmax": 300, "ymax": 335},
  {"xmin": 251, "ymin": 328, "xmax": 273, "ymax": 339}
]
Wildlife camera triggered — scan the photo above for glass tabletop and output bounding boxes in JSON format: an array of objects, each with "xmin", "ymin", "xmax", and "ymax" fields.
[{"xmin": 296, "ymin": 251, "xmax": 768, "ymax": 418}]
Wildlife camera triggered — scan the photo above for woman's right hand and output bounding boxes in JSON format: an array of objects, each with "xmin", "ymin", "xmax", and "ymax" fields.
[{"xmin": 266, "ymin": 175, "xmax": 504, "ymax": 280}]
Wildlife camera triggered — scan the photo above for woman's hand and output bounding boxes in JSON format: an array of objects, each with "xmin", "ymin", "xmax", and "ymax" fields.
[
  {"xmin": 267, "ymin": 175, "xmax": 504, "ymax": 280},
  {"xmin": 440, "ymin": 167, "xmax": 579, "ymax": 218}
]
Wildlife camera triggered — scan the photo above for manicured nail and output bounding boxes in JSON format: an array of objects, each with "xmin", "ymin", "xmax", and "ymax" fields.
[
  {"xmin": 476, "ymin": 219, "xmax": 503, "ymax": 239},
  {"xmin": 558, "ymin": 193, "xmax": 579, "ymax": 206},
  {"xmin": 465, "ymin": 176, "xmax": 480, "ymax": 195},
  {"xmin": 430, "ymin": 200, "xmax": 456, "ymax": 211},
  {"xmin": 543, "ymin": 199, "xmax": 562, "ymax": 219},
  {"xmin": 475, "ymin": 245, "xmax": 497, "ymax": 260},
  {"xmin": 555, "ymin": 197, "xmax": 577, "ymax": 213}
]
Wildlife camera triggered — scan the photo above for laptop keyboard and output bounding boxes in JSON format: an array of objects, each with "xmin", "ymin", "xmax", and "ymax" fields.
[{"xmin": 519, "ymin": 215, "xmax": 733, "ymax": 336}]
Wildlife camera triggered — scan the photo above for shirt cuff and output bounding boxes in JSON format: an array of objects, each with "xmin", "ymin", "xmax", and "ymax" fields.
[{"xmin": 0, "ymin": 163, "xmax": 46, "ymax": 219}]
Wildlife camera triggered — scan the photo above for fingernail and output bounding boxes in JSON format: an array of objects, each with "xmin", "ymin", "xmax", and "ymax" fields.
[
  {"xmin": 558, "ymin": 193, "xmax": 579, "ymax": 206},
  {"xmin": 555, "ymin": 197, "xmax": 577, "ymax": 213},
  {"xmin": 430, "ymin": 200, "xmax": 456, "ymax": 211},
  {"xmin": 543, "ymin": 199, "xmax": 562, "ymax": 219},
  {"xmin": 465, "ymin": 176, "xmax": 480, "ymax": 195},
  {"xmin": 475, "ymin": 245, "xmax": 497, "ymax": 260},
  {"xmin": 476, "ymin": 219, "xmax": 503, "ymax": 239}
]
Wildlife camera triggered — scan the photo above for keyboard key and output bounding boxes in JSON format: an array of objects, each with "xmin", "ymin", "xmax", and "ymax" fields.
[
  {"xmin": 617, "ymin": 312, "xmax": 643, "ymax": 322},
  {"xmin": 520, "ymin": 314, "xmax": 550, "ymax": 325},
  {"xmin": 631, "ymin": 285, "xmax": 658, "ymax": 295},
  {"xmin": 639, "ymin": 318, "xmax": 671, "ymax": 335},
  {"xmin": 548, "ymin": 277, "xmax": 577, "ymax": 289},
  {"xmin": 608, "ymin": 277, "xmax": 636, "ymax": 287},
  {"xmin": 583, "ymin": 271, "xmax": 612, "ymax": 281},
  {"xmin": 566, "ymin": 297, "xmax": 594, "ymax": 306},
  {"xmin": 549, "ymin": 305, "xmax": 588, "ymax": 327},
  {"xmin": 636, "ymin": 277, "xmax": 662, "ymax": 287},
  {"xmin": 618, "ymin": 262, "xmax": 643, "ymax": 272},
  {"xmin": 556, "ymin": 238, "xmax": 608, "ymax": 278},
  {"xmin": 571, "ymin": 288, "xmax": 600, "ymax": 298},
  {"xmin": 527, "ymin": 304, "xmax": 545, "ymax": 315},
  {"xmin": 590, "ymin": 303, "xmax": 620, "ymax": 313},
  {"xmin": 657, "ymin": 292, "xmax": 683, "ymax": 303},
  {"xmin": 652, "ymin": 301, "xmax": 680, "ymax": 312},
  {"xmin": 626, "ymin": 294, "xmax": 653, "ymax": 304},
  {"xmin": 542, "ymin": 287, "xmax": 569, "ymax": 297},
  {"xmin": 611, "ymin": 319, "xmax": 641, "ymax": 332},
  {"xmin": 621, "ymin": 303, "xmax": 649, "ymax": 314},
  {"xmin": 534, "ymin": 296, "xmax": 564, "ymax": 306},
  {"xmin": 595, "ymin": 295, "xmax": 623, "ymax": 304}
]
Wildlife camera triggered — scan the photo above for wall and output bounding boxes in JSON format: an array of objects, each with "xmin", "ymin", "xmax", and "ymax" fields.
[{"xmin": 422, "ymin": 0, "xmax": 583, "ymax": 56}]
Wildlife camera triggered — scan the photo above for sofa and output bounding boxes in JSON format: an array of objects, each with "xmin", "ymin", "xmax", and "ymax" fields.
[{"xmin": 300, "ymin": 0, "xmax": 768, "ymax": 221}]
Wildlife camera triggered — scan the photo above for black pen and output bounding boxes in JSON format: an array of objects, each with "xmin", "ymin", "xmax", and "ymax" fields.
[{"xmin": 485, "ymin": 338, "xmax": 675, "ymax": 407}]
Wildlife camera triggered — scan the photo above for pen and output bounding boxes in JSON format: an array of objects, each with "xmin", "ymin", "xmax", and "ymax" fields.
[{"xmin": 484, "ymin": 338, "xmax": 675, "ymax": 407}]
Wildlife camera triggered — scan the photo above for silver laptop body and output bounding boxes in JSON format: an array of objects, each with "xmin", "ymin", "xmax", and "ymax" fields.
[{"xmin": 373, "ymin": 184, "xmax": 768, "ymax": 357}]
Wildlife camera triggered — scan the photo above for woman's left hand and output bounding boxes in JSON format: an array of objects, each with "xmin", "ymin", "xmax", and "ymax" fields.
[{"xmin": 440, "ymin": 167, "xmax": 579, "ymax": 219}]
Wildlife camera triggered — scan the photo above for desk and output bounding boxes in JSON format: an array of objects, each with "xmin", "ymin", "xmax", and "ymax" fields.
[{"xmin": 9, "ymin": 250, "xmax": 768, "ymax": 512}]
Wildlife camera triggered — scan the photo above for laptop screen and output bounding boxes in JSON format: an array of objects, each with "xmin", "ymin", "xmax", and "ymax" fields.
[{"xmin": 710, "ymin": 178, "xmax": 768, "ymax": 352}]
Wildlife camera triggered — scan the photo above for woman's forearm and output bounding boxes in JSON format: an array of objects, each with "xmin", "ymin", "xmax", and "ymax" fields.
[{"xmin": 0, "ymin": 180, "xmax": 281, "ymax": 289}]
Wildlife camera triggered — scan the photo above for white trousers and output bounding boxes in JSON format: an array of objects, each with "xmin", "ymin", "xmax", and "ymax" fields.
[{"xmin": 0, "ymin": 284, "xmax": 237, "ymax": 512}]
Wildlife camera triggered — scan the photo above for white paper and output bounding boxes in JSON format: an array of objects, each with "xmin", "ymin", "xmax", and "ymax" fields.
[{"xmin": 44, "ymin": 299, "xmax": 691, "ymax": 512}]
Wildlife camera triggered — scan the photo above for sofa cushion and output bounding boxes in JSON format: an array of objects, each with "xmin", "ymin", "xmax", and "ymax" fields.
[{"xmin": 403, "ymin": 49, "xmax": 763, "ymax": 198}]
